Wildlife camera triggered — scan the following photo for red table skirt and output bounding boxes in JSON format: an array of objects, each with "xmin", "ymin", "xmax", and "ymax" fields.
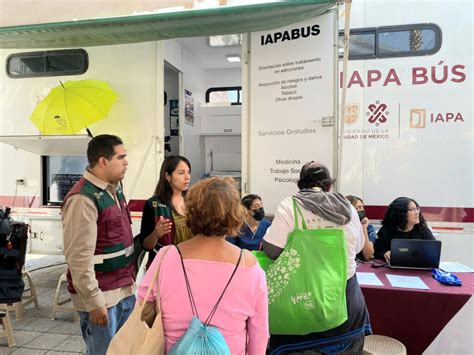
[{"xmin": 357, "ymin": 263, "xmax": 473, "ymax": 355}]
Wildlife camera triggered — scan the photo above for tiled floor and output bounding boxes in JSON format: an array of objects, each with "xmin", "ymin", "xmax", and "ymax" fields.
[{"xmin": 0, "ymin": 264, "xmax": 85, "ymax": 354}]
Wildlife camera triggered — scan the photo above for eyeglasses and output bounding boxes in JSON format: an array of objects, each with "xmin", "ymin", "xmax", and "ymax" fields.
[{"xmin": 408, "ymin": 207, "xmax": 420, "ymax": 213}]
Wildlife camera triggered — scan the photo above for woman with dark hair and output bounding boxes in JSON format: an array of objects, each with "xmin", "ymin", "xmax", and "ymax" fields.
[
  {"xmin": 139, "ymin": 155, "xmax": 193, "ymax": 264},
  {"xmin": 374, "ymin": 197, "xmax": 435, "ymax": 261},
  {"xmin": 226, "ymin": 194, "xmax": 272, "ymax": 250},
  {"xmin": 262, "ymin": 161, "xmax": 371, "ymax": 354},
  {"xmin": 138, "ymin": 177, "xmax": 269, "ymax": 354}
]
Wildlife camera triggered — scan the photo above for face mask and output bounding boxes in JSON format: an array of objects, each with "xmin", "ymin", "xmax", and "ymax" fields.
[
  {"xmin": 357, "ymin": 210, "xmax": 366, "ymax": 221},
  {"xmin": 252, "ymin": 207, "xmax": 265, "ymax": 221}
]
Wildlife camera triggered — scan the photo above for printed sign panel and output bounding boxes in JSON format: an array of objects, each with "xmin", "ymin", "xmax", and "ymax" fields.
[
  {"xmin": 249, "ymin": 12, "xmax": 336, "ymax": 214},
  {"xmin": 339, "ymin": 52, "xmax": 473, "ymax": 210},
  {"xmin": 185, "ymin": 89, "xmax": 194, "ymax": 126}
]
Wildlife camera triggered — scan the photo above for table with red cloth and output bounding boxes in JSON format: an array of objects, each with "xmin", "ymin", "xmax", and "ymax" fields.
[{"xmin": 357, "ymin": 262, "xmax": 473, "ymax": 355}]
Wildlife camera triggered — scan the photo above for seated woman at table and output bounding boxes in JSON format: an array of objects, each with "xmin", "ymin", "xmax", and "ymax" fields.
[
  {"xmin": 346, "ymin": 195, "xmax": 375, "ymax": 260},
  {"xmin": 374, "ymin": 197, "xmax": 435, "ymax": 262},
  {"xmin": 226, "ymin": 194, "xmax": 271, "ymax": 250}
]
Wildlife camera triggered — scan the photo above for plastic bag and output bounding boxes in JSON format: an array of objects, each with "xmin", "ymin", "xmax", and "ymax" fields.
[{"xmin": 432, "ymin": 268, "xmax": 462, "ymax": 286}]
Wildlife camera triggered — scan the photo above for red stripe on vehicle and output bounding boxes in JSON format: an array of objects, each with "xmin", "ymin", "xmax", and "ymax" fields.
[
  {"xmin": 0, "ymin": 196, "xmax": 40, "ymax": 208},
  {"xmin": 431, "ymin": 227, "xmax": 464, "ymax": 231},
  {"xmin": 1, "ymin": 196, "xmax": 473, "ymax": 223},
  {"xmin": 128, "ymin": 199, "xmax": 145, "ymax": 213},
  {"xmin": 364, "ymin": 206, "xmax": 474, "ymax": 223}
]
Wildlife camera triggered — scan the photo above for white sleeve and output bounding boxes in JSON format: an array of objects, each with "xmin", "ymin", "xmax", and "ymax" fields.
[
  {"xmin": 345, "ymin": 206, "xmax": 365, "ymax": 254},
  {"xmin": 263, "ymin": 197, "xmax": 294, "ymax": 249}
]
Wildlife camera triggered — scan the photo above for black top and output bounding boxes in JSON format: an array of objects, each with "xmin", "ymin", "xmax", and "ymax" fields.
[
  {"xmin": 138, "ymin": 197, "xmax": 174, "ymax": 264},
  {"xmin": 139, "ymin": 200, "xmax": 158, "ymax": 244},
  {"xmin": 374, "ymin": 225, "xmax": 435, "ymax": 260}
]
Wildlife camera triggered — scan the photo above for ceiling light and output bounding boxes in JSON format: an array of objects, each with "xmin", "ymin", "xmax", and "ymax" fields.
[
  {"xmin": 209, "ymin": 34, "xmax": 241, "ymax": 47},
  {"xmin": 226, "ymin": 54, "xmax": 241, "ymax": 62}
]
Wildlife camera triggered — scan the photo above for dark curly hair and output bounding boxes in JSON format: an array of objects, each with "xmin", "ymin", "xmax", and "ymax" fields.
[{"xmin": 382, "ymin": 197, "xmax": 427, "ymax": 231}]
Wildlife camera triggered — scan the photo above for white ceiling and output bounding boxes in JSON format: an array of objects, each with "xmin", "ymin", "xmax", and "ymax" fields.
[{"xmin": 175, "ymin": 37, "xmax": 242, "ymax": 69}]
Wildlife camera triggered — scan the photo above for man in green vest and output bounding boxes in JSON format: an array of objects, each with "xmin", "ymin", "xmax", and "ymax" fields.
[{"xmin": 62, "ymin": 134, "xmax": 135, "ymax": 355}]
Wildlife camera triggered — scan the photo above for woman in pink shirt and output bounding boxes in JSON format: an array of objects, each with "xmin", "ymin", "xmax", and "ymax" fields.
[{"xmin": 138, "ymin": 176, "xmax": 269, "ymax": 354}]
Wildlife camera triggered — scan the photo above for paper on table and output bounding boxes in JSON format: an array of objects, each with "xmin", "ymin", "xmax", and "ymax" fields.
[
  {"xmin": 439, "ymin": 262, "xmax": 473, "ymax": 273},
  {"xmin": 356, "ymin": 272, "xmax": 384, "ymax": 286},
  {"xmin": 387, "ymin": 274, "xmax": 430, "ymax": 290}
]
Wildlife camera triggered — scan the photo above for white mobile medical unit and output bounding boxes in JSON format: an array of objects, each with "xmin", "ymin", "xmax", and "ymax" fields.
[
  {"xmin": 0, "ymin": 0, "xmax": 338, "ymax": 252},
  {"xmin": 0, "ymin": 0, "xmax": 472, "ymax": 266}
]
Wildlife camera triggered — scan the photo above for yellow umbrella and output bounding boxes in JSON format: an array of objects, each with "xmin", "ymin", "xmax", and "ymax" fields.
[{"xmin": 30, "ymin": 79, "xmax": 118, "ymax": 135}]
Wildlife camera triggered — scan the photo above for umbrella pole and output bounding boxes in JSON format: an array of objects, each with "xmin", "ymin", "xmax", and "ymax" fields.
[{"xmin": 86, "ymin": 128, "xmax": 94, "ymax": 138}]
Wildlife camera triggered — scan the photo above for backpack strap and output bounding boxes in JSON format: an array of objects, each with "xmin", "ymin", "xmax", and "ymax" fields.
[
  {"xmin": 176, "ymin": 246, "xmax": 243, "ymax": 326},
  {"xmin": 292, "ymin": 198, "xmax": 307, "ymax": 230},
  {"xmin": 204, "ymin": 249, "xmax": 243, "ymax": 326},
  {"xmin": 141, "ymin": 245, "xmax": 172, "ymax": 305},
  {"xmin": 176, "ymin": 246, "xmax": 200, "ymax": 319}
]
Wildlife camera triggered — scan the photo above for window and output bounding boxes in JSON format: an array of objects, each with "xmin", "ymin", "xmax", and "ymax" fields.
[
  {"xmin": 42, "ymin": 155, "xmax": 88, "ymax": 205},
  {"xmin": 338, "ymin": 31, "xmax": 375, "ymax": 59},
  {"xmin": 206, "ymin": 86, "xmax": 242, "ymax": 105},
  {"xmin": 7, "ymin": 49, "xmax": 88, "ymax": 78},
  {"xmin": 339, "ymin": 23, "xmax": 441, "ymax": 60},
  {"xmin": 378, "ymin": 27, "xmax": 438, "ymax": 56}
]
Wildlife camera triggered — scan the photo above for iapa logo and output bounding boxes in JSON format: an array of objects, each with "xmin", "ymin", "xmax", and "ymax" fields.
[
  {"xmin": 366, "ymin": 100, "xmax": 389, "ymax": 126},
  {"xmin": 410, "ymin": 109, "xmax": 426, "ymax": 128},
  {"xmin": 430, "ymin": 112, "xmax": 464, "ymax": 123},
  {"xmin": 410, "ymin": 108, "xmax": 464, "ymax": 128}
]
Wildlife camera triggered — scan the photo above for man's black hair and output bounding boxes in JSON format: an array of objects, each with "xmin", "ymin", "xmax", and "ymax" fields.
[{"xmin": 87, "ymin": 134, "xmax": 123, "ymax": 168}]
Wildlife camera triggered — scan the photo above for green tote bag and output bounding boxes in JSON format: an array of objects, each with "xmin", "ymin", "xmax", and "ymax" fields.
[
  {"xmin": 252, "ymin": 250, "xmax": 273, "ymax": 272},
  {"xmin": 266, "ymin": 199, "xmax": 348, "ymax": 335}
]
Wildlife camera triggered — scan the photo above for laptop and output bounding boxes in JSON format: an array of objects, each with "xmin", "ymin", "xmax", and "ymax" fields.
[{"xmin": 389, "ymin": 239, "xmax": 442, "ymax": 270}]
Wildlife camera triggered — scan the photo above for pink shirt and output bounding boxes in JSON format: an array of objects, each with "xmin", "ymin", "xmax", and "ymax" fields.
[{"xmin": 138, "ymin": 246, "xmax": 269, "ymax": 354}]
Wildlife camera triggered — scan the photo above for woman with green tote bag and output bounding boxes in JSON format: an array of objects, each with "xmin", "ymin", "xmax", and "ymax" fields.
[{"xmin": 262, "ymin": 161, "xmax": 372, "ymax": 354}]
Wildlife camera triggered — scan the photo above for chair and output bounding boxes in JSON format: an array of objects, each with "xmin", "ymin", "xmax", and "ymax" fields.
[
  {"xmin": 363, "ymin": 335, "xmax": 407, "ymax": 355},
  {"xmin": 0, "ymin": 309, "xmax": 15, "ymax": 347},
  {"xmin": 51, "ymin": 271, "xmax": 79, "ymax": 322},
  {"xmin": 5, "ymin": 270, "xmax": 39, "ymax": 320}
]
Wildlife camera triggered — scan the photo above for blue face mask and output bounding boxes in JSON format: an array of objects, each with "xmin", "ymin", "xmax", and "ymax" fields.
[{"xmin": 252, "ymin": 208, "xmax": 265, "ymax": 221}]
